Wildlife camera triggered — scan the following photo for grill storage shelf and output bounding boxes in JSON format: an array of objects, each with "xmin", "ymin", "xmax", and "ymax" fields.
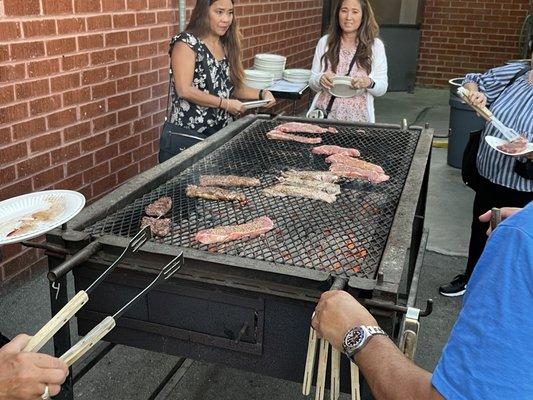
[{"xmin": 44, "ymin": 115, "xmax": 432, "ymax": 399}]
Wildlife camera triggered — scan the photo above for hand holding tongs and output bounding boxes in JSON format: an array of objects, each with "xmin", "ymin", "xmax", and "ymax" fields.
[
  {"xmin": 60, "ymin": 252, "xmax": 183, "ymax": 367},
  {"xmin": 23, "ymin": 226, "xmax": 151, "ymax": 353},
  {"xmin": 456, "ymin": 87, "xmax": 521, "ymax": 142}
]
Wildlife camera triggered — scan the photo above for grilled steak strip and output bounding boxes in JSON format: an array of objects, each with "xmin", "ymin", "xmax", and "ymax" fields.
[
  {"xmin": 325, "ymin": 154, "xmax": 384, "ymax": 174},
  {"xmin": 196, "ymin": 216, "xmax": 274, "ymax": 244},
  {"xmin": 497, "ymin": 135, "xmax": 528, "ymax": 154},
  {"xmin": 145, "ymin": 196, "xmax": 172, "ymax": 217},
  {"xmin": 141, "ymin": 216, "xmax": 171, "ymax": 237},
  {"xmin": 263, "ymin": 183, "xmax": 337, "ymax": 203},
  {"xmin": 329, "ymin": 163, "xmax": 390, "ymax": 183},
  {"xmin": 277, "ymin": 176, "xmax": 341, "ymax": 195},
  {"xmin": 199, "ymin": 175, "xmax": 261, "ymax": 187},
  {"xmin": 281, "ymin": 170, "xmax": 339, "ymax": 183},
  {"xmin": 276, "ymin": 122, "xmax": 338, "ymax": 134},
  {"xmin": 312, "ymin": 145, "xmax": 360, "ymax": 157},
  {"xmin": 266, "ymin": 130, "xmax": 322, "ymax": 144},
  {"xmin": 186, "ymin": 185, "xmax": 247, "ymax": 203}
]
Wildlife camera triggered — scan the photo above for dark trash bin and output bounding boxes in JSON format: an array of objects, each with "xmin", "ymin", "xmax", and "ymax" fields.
[{"xmin": 447, "ymin": 77, "xmax": 486, "ymax": 168}]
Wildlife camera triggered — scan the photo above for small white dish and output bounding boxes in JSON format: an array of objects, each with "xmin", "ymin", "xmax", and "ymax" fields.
[
  {"xmin": 255, "ymin": 53, "xmax": 286, "ymax": 63},
  {"xmin": 485, "ymin": 135, "xmax": 533, "ymax": 156},
  {"xmin": 328, "ymin": 76, "xmax": 364, "ymax": 98}
]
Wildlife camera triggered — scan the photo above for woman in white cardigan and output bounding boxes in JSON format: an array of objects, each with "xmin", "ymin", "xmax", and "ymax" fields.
[{"xmin": 308, "ymin": 0, "xmax": 388, "ymax": 123}]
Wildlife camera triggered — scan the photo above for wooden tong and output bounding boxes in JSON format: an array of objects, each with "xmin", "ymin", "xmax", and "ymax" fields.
[{"xmin": 23, "ymin": 226, "xmax": 151, "ymax": 353}]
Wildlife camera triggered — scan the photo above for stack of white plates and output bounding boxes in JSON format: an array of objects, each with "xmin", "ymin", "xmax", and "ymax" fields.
[
  {"xmin": 244, "ymin": 69, "xmax": 274, "ymax": 89},
  {"xmin": 253, "ymin": 53, "xmax": 286, "ymax": 81},
  {"xmin": 283, "ymin": 69, "xmax": 311, "ymax": 83}
]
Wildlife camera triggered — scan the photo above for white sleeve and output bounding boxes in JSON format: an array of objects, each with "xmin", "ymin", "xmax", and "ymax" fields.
[
  {"xmin": 367, "ymin": 38, "xmax": 388, "ymax": 97},
  {"xmin": 309, "ymin": 35, "xmax": 328, "ymax": 93}
]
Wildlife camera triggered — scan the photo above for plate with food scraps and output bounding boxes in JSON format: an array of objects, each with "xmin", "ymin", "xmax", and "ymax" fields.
[
  {"xmin": 0, "ymin": 190, "xmax": 86, "ymax": 245},
  {"xmin": 328, "ymin": 76, "xmax": 364, "ymax": 98},
  {"xmin": 485, "ymin": 135, "xmax": 533, "ymax": 156},
  {"xmin": 242, "ymin": 99, "xmax": 271, "ymax": 109}
]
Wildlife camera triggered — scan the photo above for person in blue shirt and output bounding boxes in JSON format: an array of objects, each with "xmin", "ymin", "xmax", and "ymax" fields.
[{"xmin": 312, "ymin": 202, "xmax": 533, "ymax": 399}]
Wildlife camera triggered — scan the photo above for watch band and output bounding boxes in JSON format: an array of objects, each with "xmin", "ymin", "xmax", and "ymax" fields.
[
  {"xmin": 342, "ymin": 325, "xmax": 386, "ymax": 361},
  {"xmin": 369, "ymin": 79, "xmax": 376, "ymax": 89}
]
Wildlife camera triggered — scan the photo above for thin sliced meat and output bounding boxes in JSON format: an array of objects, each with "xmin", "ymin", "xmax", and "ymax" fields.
[
  {"xmin": 145, "ymin": 196, "xmax": 172, "ymax": 217},
  {"xmin": 186, "ymin": 185, "xmax": 247, "ymax": 203},
  {"xmin": 276, "ymin": 122, "xmax": 338, "ymax": 134},
  {"xmin": 141, "ymin": 216, "xmax": 172, "ymax": 237},
  {"xmin": 497, "ymin": 136, "xmax": 528, "ymax": 154},
  {"xmin": 266, "ymin": 130, "xmax": 322, "ymax": 144},
  {"xmin": 263, "ymin": 183, "xmax": 337, "ymax": 203},
  {"xmin": 196, "ymin": 216, "xmax": 274, "ymax": 244},
  {"xmin": 199, "ymin": 175, "xmax": 261, "ymax": 187},
  {"xmin": 312, "ymin": 145, "xmax": 360, "ymax": 157},
  {"xmin": 329, "ymin": 163, "xmax": 390, "ymax": 184},
  {"xmin": 277, "ymin": 176, "xmax": 341, "ymax": 195},
  {"xmin": 325, "ymin": 154, "xmax": 384, "ymax": 174},
  {"xmin": 281, "ymin": 170, "xmax": 339, "ymax": 183}
]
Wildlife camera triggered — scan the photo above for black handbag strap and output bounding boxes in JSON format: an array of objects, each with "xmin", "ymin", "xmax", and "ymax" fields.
[{"xmin": 326, "ymin": 52, "xmax": 359, "ymax": 114}]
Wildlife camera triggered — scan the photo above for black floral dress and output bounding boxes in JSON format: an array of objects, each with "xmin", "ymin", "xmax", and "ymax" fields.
[{"xmin": 168, "ymin": 32, "xmax": 234, "ymax": 135}]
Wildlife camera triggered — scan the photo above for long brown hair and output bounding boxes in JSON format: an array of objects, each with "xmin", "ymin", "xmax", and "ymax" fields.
[
  {"xmin": 321, "ymin": 0, "xmax": 379, "ymax": 74},
  {"xmin": 186, "ymin": 0, "xmax": 244, "ymax": 89}
]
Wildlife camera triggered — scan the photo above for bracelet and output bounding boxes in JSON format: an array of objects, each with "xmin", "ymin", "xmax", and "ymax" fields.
[{"xmin": 218, "ymin": 97, "xmax": 223, "ymax": 108}]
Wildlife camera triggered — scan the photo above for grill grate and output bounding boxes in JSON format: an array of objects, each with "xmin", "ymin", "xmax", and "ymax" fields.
[{"xmin": 84, "ymin": 119, "xmax": 420, "ymax": 279}]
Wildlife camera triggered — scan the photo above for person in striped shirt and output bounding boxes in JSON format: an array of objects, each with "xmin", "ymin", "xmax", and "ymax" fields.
[{"xmin": 439, "ymin": 55, "xmax": 533, "ymax": 297}]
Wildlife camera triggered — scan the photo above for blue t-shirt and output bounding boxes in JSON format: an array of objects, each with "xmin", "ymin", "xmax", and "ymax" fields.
[{"xmin": 432, "ymin": 202, "xmax": 533, "ymax": 399}]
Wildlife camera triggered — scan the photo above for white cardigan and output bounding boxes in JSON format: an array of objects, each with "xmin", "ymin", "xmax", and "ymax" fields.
[{"xmin": 308, "ymin": 35, "xmax": 388, "ymax": 123}]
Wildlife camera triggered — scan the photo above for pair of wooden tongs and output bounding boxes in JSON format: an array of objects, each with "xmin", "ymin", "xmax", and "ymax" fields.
[
  {"xmin": 23, "ymin": 226, "xmax": 151, "ymax": 353},
  {"xmin": 60, "ymin": 252, "xmax": 183, "ymax": 367}
]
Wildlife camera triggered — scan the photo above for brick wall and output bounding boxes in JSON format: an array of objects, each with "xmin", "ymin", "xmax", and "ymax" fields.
[
  {"xmin": 0, "ymin": 0, "xmax": 322, "ymax": 285},
  {"xmin": 417, "ymin": 0, "xmax": 530, "ymax": 87}
]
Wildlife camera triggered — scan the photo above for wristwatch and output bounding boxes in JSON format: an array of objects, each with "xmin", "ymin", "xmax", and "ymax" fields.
[
  {"xmin": 342, "ymin": 325, "xmax": 386, "ymax": 361},
  {"xmin": 368, "ymin": 79, "xmax": 376, "ymax": 89},
  {"xmin": 258, "ymin": 89, "xmax": 265, "ymax": 100}
]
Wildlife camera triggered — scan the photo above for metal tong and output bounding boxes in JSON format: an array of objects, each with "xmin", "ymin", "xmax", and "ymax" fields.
[
  {"xmin": 60, "ymin": 253, "xmax": 183, "ymax": 367},
  {"xmin": 23, "ymin": 226, "xmax": 151, "ymax": 353},
  {"xmin": 456, "ymin": 87, "xmax": 521, "ymax": 142},
  {"xmin": 490, "ymin": 207, "xmax": 502, "ymax": 231}
]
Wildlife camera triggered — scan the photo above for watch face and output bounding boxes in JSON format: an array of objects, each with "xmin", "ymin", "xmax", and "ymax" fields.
[{"xmin": 344, "ymin": 326, "xmax": 365, "ymax": 350}]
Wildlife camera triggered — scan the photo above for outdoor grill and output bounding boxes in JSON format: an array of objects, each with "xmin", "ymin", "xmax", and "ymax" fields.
[{"xmin": 38, "ymin": 115, "xmax": 433, "ymax": 399}]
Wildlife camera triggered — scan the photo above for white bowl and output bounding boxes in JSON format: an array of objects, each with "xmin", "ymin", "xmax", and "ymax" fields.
[{"xmin": 255, "ymin": 53, "xmax": 286, "ymax": 63}]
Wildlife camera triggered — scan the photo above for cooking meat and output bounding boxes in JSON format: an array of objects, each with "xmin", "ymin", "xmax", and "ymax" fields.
[
  {"xmin": 263, "ymin": 183, "xmax": 337, "ymax": 203},
  {"xmin": 276, "ymin": 122, "xmax": 338, "ymax": 134},
  {"xmin": 329, "ymin": 164, "xmax": 390, "ymax": 183},
  {"xmin": 186, "ymin": 185, "xmax": 247, "ymax": 203},
  {"xmin": 7, "ymin": 220, "xmax": 38, "ymax": 237},
  {"xmin": 266, "ymin": 130, "xmax": 322, "ymax": 144},
  {"xmin": 277, "ymin": 176, "xmax": 341, "ymax": 195},
  {"xmin": 195, "ymin": 216, "xmax": 274, "ymax": 244},
  {"xmin": 325, "ymin": 154, "xmax": 384, "ymax": 174},
  {"xmin": 141, "ymin": 216, "xmax": 172, "ymax": 237},
  {"xmin": 199, "ymin": 175, "xmax": 261, "ymax": 187},
  {"xmin": 145, "ymin": 196, "xmax": 172, "ymax": 217},
  {"xmin": 281, "ymin": 170, "xmax": 339, "ymax": 183},
  {"xmin": 312, "ymin": 145, "xmax": 360, "ymax": 157},
  {"xmin": 497, "ymin": 135, "xmax": 528, "ymax": 154},
  {"xmin": 32, "ymin": 197, "xmax": 65, "ymax": 221}
]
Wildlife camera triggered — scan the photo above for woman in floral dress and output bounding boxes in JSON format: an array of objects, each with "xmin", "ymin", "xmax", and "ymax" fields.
[{"xmin": 308, "ymin": 0, "xmax": 388, "ymax": 123}]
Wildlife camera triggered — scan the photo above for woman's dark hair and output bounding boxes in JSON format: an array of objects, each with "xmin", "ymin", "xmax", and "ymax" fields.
[
  {"xmin": 186, "ymin": 0, "xmax": 244, "ymax": 89},
  {"xmin": 321, "ymin": 0, "xmax": 379, "ymax": 74}
]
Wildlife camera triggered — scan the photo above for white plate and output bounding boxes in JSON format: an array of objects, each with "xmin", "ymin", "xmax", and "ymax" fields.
[
  {"xmin": 243, "ymin": 99, "xmax": 270, "ymax": 109},
  {"xmin": 283, "ymin": 69, "xmax": 311, "ymax": 77},
  {"xmin": 328, "ymin": 76, "xmax": 364, "ymax": 98},
  {"xmin": 255, "ymin": 53, "xmax": 286, "ymax": 62},
  {"xmin": 485, "ymin": 135, "xmax": 533, "ymax": 156},
  {"xmin": 244, "ymin": 69, "xmax": 274, "ymax": 80},
  {"xmin": 0, "ymin": 190, "xmax": 86, "ymax": 245},
  {"xmin": 245, "ymin": 80, "xmax": 272, "ymax": 89}
]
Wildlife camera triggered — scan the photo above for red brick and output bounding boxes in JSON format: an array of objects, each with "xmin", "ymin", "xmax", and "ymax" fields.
[
  {"xmin": 23, "ymin": 20, "xmax": 57, "ymax": 37},
  {"xmin": 87, "ymin": 15, "xmax": 112, "ymax": 31},
  {"xmin": 0, "ymin": 45, "xmax": 8, "ymax": 64},
  {"xmin": 28, "ymin": 59, "xmax": 60, "ymax": 78},
  {"xmin": 118, "ymin": 135, "xmax": 140, "ymax": 153},
  {"xmin": 51, "ymin": 143, "xmax": 81, "ymax": 163},
  {"xmin": 0, "ymin": 64, "xmax": 26, "ymax": 83},
  {"xmin": 46, "ymin": 38, "xmax": 77, "ymax": 56},
  {"xmin": 102, "ymin": 0, "xmax": 126, "ymax": 12},
  {"xmin": 78, "ymin": 34, "xmax": 105, "ymax": 50},
  {"xmin": 0, "ymin": 165, "xmax": 16, "ymax": 186},
  {"xmin": 149, "ymin": 27, "xmax": 167, "ymax": 41},
  {"xmin": 118, "ymin": 107, "xmax": 139, "ymax": 123},
  {"xmin": 17, "ymin": 153, "xmax": 51, "ymax": 178},
  {"xmin": 81, "ymin": 132, "xmax": 107, "ymax": 152},
  {"xmin": 90, "ymin": 49, "xmax": 116, "ymax": 66},
  {"xmin": 93, "ymin": 113, "xmax": 117, "ymax": 131},
  {"xmin": 105, "ymin": 31, "xmax": 129, "ymax": 47},
  {"xmin": 0, "ymin": 85, "xmax": 15, "ymax": 104},
  {"xmin": 138, "ymin": 43, "xmax": 158, "ymax": 58},
  {"xmin": 51, "ymin": 73, "xmax": 81, "ymax": 92},
  {"xmin": 131, "ymin": 28, "xmax": 151, "ymax": 43},
  {"xmin": 63, "ymin": 87, "xmax": 92, "ymax": 106},
  {"xmin": 83, "ymin": 163, "xmax": 110, "ymax": 184},
  {"xmin": 157, "ymin": 10, "xmax": 176, "ymax": 24},
  {"xmin": 108, "ymin": 63, "xmax": 130, "ymax": 79},
  {"xmin": 133, "ymin": 115, "xmax": 151, "ymax": 133},
  {"xmin": 0, "ymin": 128, "xmax": 12, "ymax": 146},
  {"xmin": 91, "ymin": 81, "xmax": 116, "ymax": 99},
  {"xmin": 29, "ymin": 95, "xmax": 61, "ymax": 115},
  {"xmin": 3, "ymin": 249, "xmax": 39, "ymax": 281},
  {"xmin": 33, "ymin": 165, "xmax": 65, "ymax": 189},
  {"xmin": 4, "ymin": 0, "xmax": 41, "ymax": 16},
  {"xmin": 67, "ymin": 154, "xmax": 94, "ymax": 175},
  {"xmin": 94, "ymin": 143, "xmax": 119, "ymax": 164},
  {"xmin": 62, "ymin": 54, "xmax": 90, "ymax": 71},
  {"xmin": 57, "ymin": 18, "xmax": 86, "ymax": 35},
  {"xmin": 130, "ymin": 59, "xmax": 150, "ymax": 73},
  {"xmin": 108, "ymin": 123, "xmax": 132, "ymax": 142},
  {"xmin": 0, "ymin": 22, "xmax": 22, "ymax": 41},
  {"xmin": 12, "ymin": 118, "xmax": 47, "ymax": 140},
  {"xmin": 30, "ymin": 131, "xmax": 62, "ymax": 153},
  {"xmin": 82, "ymin": 67, "xmax": 108, "ymax": 84},
  {"xmin": 54, "ymin": 173, "xmax": 83, "ymax": 191},
  {"xmin": 80, "ymin": 100, "xmax": 106, "ymax": 119},
  {"xmin": 140, "ymin": 99, "xmax": 159, "ymax": 114},
  {"xmin": 0, "ymin": 178, "xmax": 32, "ymax": 202},
  {"xmin": 148, "ymin": 0, "xmax": 166, "ymax": 9},
  {"xmin": 117, "ymin": 163, "xmax": 139, "ymax": 183},
  {"xmin": 16, "ymin": 79, "xmax": 50, "ymax": 100},
  {"xmin": 10, "ymin": 42, "xmax": 45, "ymax": 61},
  {"xmin": 64, "ymin": 121, "xmax": 92, "ymax": 142},
  {"xmin": 108, "ymin": 93, "xmax": 131, "ymax": 111},
  {"xmin": 113, "ymin": 14, "xmax": 136, "ymax": 28},
  {"xmin": 47, "ymin": 108, "xmax": 77, "ymax": 129},
  {"xmin": 74, "ymin": 0, "xmax": 102, "ymax": 13},
  {"xmin": 136, "ymin": 12, "xmax": 156, "ymax": 25},
  {"xmin": 117, "ymin": 76, "xmax": 139, "ymax": 92},
  {"xmin": 127, "ymin": 0, "xmax": 147, "ymax": 10},
  {"xmin": 42, "ymin": 0, "xmax": 73, "ymax": 14},
  {"xmin": 0, "ymin": 103, "xmax": 28, "ymax": 124},
  {"xmin": 92, "ymin": 174, "xmax": 117, "ymax": 197},
  {"xmin": 132, "ymin": 142, "xmax": 152, "ymax": 162}
]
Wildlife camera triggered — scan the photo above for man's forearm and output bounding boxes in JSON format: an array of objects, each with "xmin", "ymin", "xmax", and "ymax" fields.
[{"xmin": 356, "ymin": 336, "xmax": 443, "ymax": 400}]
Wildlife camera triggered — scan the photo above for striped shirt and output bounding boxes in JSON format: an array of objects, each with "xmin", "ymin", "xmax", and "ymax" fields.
[{"xmin": 464, "ymin": 63, "xmax": 533, "ymax": 192}]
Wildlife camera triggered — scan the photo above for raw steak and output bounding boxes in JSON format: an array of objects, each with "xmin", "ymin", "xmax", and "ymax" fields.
[
  {"xmin": 277, "ymin": 176, "xmax": 341, "ymax": 195},
  {"xmin": 141, "ymin": 216, "xmax": 172, "ymax": 237},
  {"xmin": 276, "ymin": 122, "xmax": 338, "ymax": 134},
  {"xmin": 281, "ymin": 170, "xmax": 339, "ymax": 183},
  {"xmin": 329, "ymin": 164, "xmax": 390, "ymax": 184},
  {"xmin": 497, "ymin": 135, "xmax": 528, "ymax": 154},
  {"xmin": 145, "ymin": 196, "xmax": 172, "ymax": 217},
  {"xmin": 263, "ymin": 184, "xmax": 337, "ymax": 203},
  {"xmin": 199, "ymin": 175, "xmax": 261, "ymax": 187},
  {"xmin": 266, "ymin": 130, "xmax": 322, "ymax": 144},
  {"xmin": 186, "ymin": 185, "xmax": 247, "ymax": 203},
  {"xmin": 325, "ymin": 154, "xmax": 384, "ymax": 174},
  {"xmin": 195, "ymin": 216, "xmax": 274, "ymax": 244},
  {"xmin": 312, "ymin": 145, "xmax": 360, "ymax": 157}
]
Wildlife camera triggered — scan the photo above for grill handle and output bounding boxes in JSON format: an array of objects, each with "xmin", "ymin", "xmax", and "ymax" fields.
[{"xmin": 48, "ymin": 241, "xmax": 102, "ymax": 282}]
